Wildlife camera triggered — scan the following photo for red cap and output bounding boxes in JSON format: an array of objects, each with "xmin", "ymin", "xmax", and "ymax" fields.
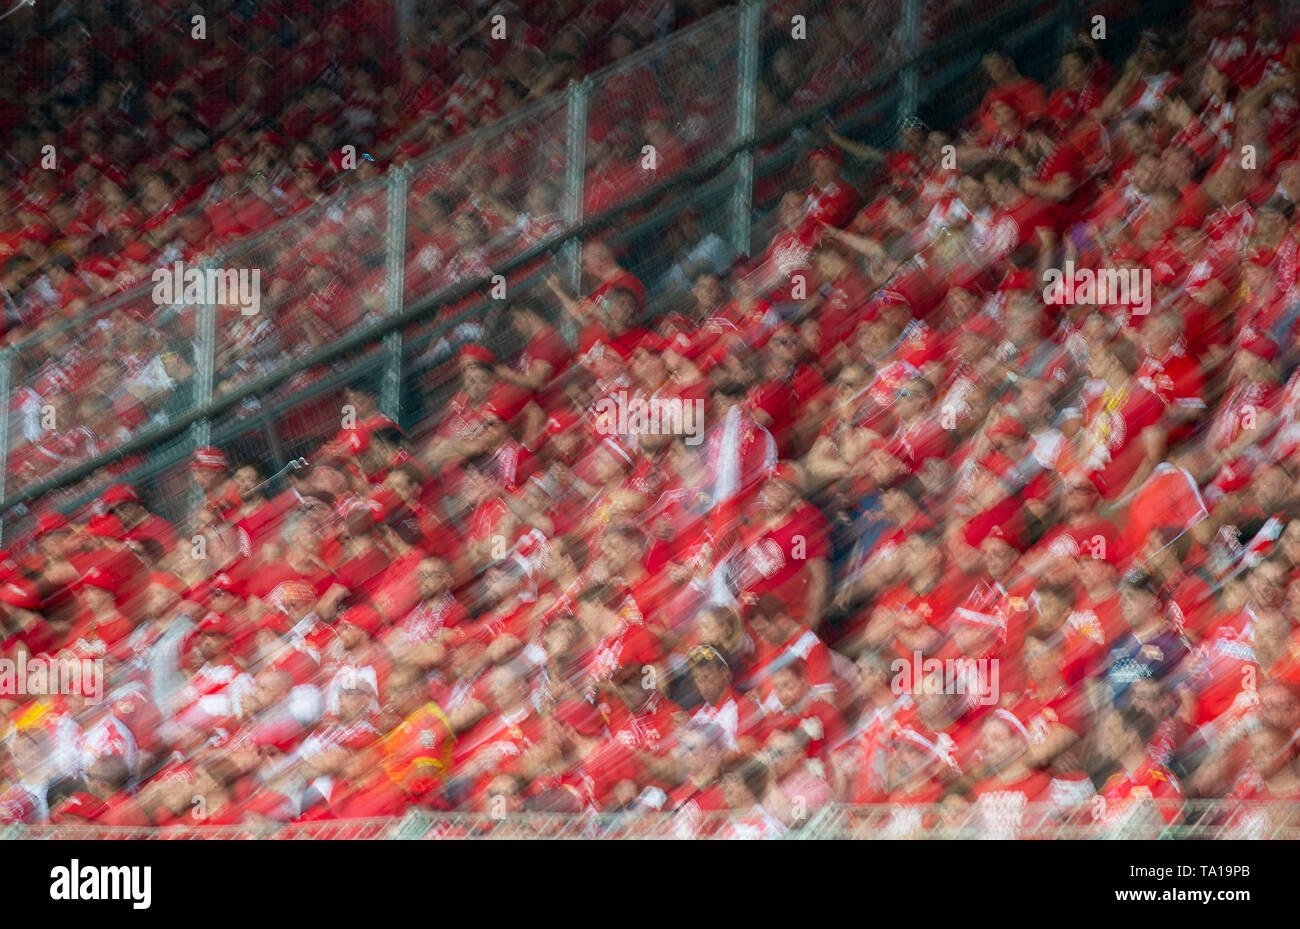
[
  {"xmin": 196, "ymin": 611, "xmax": 234, "ymax": 637},
  {"xmin": 999, "ymin": 268, "xmax": 1038, "ymax": 293},
  {"xmin": 808, "ymin": 146, "xmax": 842, "ymax": 165},
  {"xmin": 767, "ymin": 461, "xmax": 802, "ymax": 487},
  {"xmin": 1241, "ymin": 335, "xmax": 1279, "ymax": 363},
  {"xmin": 220, "ymin": 157, "xmax": 245, "ymax": 174},
  {"xmin": 988, "ymin": 416, "xmax": 1029, "ymax": 442},
  {"xmin": 0, "ymin": 578, "xmax": 42, "ymax": 610},
  {"xmin": 635, "ymin": 333, "xmax": 668, "ymax": 354},
  {"xmin": 964, "ymin": 315, "xmax": 1001, "ymax": 341},
  {"xmin": 148, "ymin": 571, "xmax": 188, "ymax": 594},
  {"xmin": 102, "ymin": 483, "xmax": 141, "ymax": 507},
  {"xmin": 35, "ymin": 511, "xmax": 71, "ymax": 537},
  {"xmin": 545, "ymin": 408, "xmax": 582, "ymax": 438},
  {"xmin": 50, "ymin": 792, "xmax": 108, "ymax": 823},
  {"xmin": 982, "ymin": 520, "xmax": 1025, "ymax": 552},
  {"xmin": 192, "ymin": 446, "xmax": 228, "ymax": 471},
  {"xmin": 256, "ymin": 611, "xmax": 293, "ymax": 634},
  {"xmin": 458, "ymin": 344, "xmax": 496, "ymax": 366},
  {"xmin": 84, "ymin": 512, "xmax": 127, "ymax": 539},
  {"xmin": 339, "ymin": 604, "xmax": 385, "ymax": 637},
  {"xmin": 365, "ymin": 487, "xmax": 402, "ymax": 522},
  {"xmin": 74, "ymin": 566, "xmax": 122, "ymax": 597},
  {"xmin": 600, "ymin": 437, "xmax": 634, "ymax": 467},
  {"xmin": 121, "ymin": 240, "xmax": 156, "ymax": 263},
  {"xmin": 554, "ymin": 699, "xmax": 605, "ymax": 737},
  {"xmin": 976, "ymin": 450, "xmax": 1016, "ymax": 479}
]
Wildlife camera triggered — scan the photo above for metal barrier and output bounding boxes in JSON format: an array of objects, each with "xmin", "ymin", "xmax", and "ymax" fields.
[
  {"xmin": 0, "ymin": 0, "xmax": 1179, "ymax": 539},
  {"xmin": 4, "ymin": 801, "xmax": 1297, "ymax": 839}
]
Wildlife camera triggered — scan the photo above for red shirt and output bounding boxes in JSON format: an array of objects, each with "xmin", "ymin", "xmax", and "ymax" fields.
[
  {"xmin": 735, "ymin": 501, "xmax": 831, "ymax": 620},
  {"xmin": 1098, "ymin": 758, "xmax": 1184, "ymax": 825}
]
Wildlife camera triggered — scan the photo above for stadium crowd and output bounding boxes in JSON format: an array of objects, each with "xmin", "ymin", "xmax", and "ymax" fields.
[{"xmin": 4, "ymin": 0, "xmax": 1300, "ymax": 838}]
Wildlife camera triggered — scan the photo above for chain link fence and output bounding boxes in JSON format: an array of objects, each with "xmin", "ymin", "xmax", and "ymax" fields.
[
  {"xmin": 0, "ymin": 0, "xmax": 1182, "ymax": 536},
  {"xmin": 5, "ymin": 801, "xmax": 1297, "ymax": 840}
]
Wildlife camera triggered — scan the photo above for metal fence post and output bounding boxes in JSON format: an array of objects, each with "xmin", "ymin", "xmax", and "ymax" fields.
[
  {"xmin": 382, "ymin": 168, "xmax": 410, "ymax": 423},
  {"xmin": 730, "ymin": 1, "xmax": 762, "ymax": 257},
  {"xmin": 0, "ymin": 347, "xmax": 11, "ymax": 544},
  {"xmin": 1058, "ymin": 0, "xmax": 1081, "ymax": 58},
  {"xmin": 188, "ymin": 261, "xmax": 218, "ymax": 513},
  {"xmin": 559, "ymin": 77, "xmax": 589, "ymax": 345},
  {"xmin": 899, "ymin": 0, "xmax": 922, "ymax": 122}
]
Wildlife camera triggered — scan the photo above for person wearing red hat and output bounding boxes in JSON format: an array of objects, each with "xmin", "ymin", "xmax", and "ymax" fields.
[
  {"xmin": 731, "ymin": 462, "xmax": 831, "ymax": 626},
  {"xmin": 1203, "ymin": 332, "xmax": 1283, "ymax": 482},
  {"xmin": 101, "ymin": 484, "xmax": 179, "ymax": 559},
  {"xmin": 383, "ymin": 556, "xmax": 470, "ymax": 672},
  {"xmin": 63, "ymin": 565, "xmax": 134, "ymax": 659},
  {"xmin": 758, "ymin": 655, "xmax": 846, "ymax": 764},
  {"xmin": 497, "ymin": 297, "xmax": 569, "ymax": 427},
  {"xmin": 798, "ymin": 145, "xmax": 860, "ymax": 240},
  {"xmin": 545, "ymin": 239, "xmax": 646, "ymax": 350},
  {"xmin": 1027, "ymin": 469, "xmax": 1125, "ymax": 583},
  {"xmin": 449, "ymin": 661, "xmax": 547, "ymax": 805},
  {"xmin": 1060, "ymin": 333, "xmax": 1169, "ymax": 502},
  {"xmin": 192, "ymin": 445, "xmax": 240, "ymax": 524},
  {"xmin": 170, "ymin": 608, "xmax": 257, "ymax": 736},
  {"xmin": 752, "ymin": 323, "xmax": 827, "ymax": 459},
  {"xmin": 318, "ymin": 605, "xmax": 393, "ymax": 716},
  {"xmin": 961, "ymin": 707, "xmax": 1053, "ymax": 837}
]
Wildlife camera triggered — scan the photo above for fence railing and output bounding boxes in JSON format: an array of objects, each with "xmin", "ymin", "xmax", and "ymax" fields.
[
  {"xmin": 0, "ymin": 0, "xmax": 1178, "ymax": 540},
  {"xmin": 4, "ymin": 800, "xmax": 1296, "ymax": 840}
]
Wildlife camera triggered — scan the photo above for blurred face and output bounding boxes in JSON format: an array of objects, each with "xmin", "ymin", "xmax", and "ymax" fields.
[
  {"xmin": 592, "ymin": 446, "xmax": 626, "ymax": 484},
  {"xmin": 981, "ymin": 717, "xmax": 1024, "ymax": 767},
  {"xmin": 1250, "ymin": 562, "xmax": 1287, "ymax": 609},
  {"xmin": 1247, "ymin": 726, "xmax": 1291, "ymax": 778},
  {"xmin": 691, "ymin": 662, "xmax": 729, "ymax": 703},
  {"xmin": 678, "ymin": 733, "xmax": 721, "ymax": 778},
  {"xmin": 721, "ymin": 772, "xmax": 752, "ymax": 809},
  {"xmin": 491, "ymin": 670, "xmax": 528, "ymax": 710},
  {"xmin": 1128, "ymin": 678, "xmax": 1166, "ymax": 719},
  {"xmin": 1100, "ymin": 712, "xmax": 1134, "ymax": 761},
  {"xmin": 889, "ymin": 741, "xmax": 930, "ymax": 786},
  {"xmin": 768, "ymin": 329, "xmax": 799, "ymax": 366},
  {"xmin": 417, "ymin": 558, "xmax": 451, "ymax": 599},
  {"xmin": 233, "ymin": 466, "xmax": 261, "ymax": 497},
  {"xmin": 461, "ymin": 363, "xmax": 493, "ymax": 399},
  {"xmin": 980, "ymin": 538, "xmax": 1018, "ymax": 579},
  {"xmin": 543, "ymin": 617, "xmax": 579, "ymax": 659},
  {"xmin": 692, "ymin": 273, "xmax": 725, "ymax": 310},
  {"xmin": 197, "ymin": 630, "xmax": 229, "ymax": 659},
  {"xmin": 833, "ymin": 366, "xmax": 867, "ymax": 413},
  {"xmin": 761, "ymin": 478, "xmax": 798, "ymax": 513},
  {"xmin": 1119, "ymin": 586, "xmax": 1157, "ymax": 628},
  {"xmin": 810, "ymin": 156, "xmax": 836, "ymax": 186},
  {"xmin": 767, "ymin": 731, "xmax": 802, "ymax": 777},
  {"xmin": 1260, "ymin": 682, "xmax": 1300, "ymax": 732},
  {"xmin": 958, "ymin": 175, "xmax": 987, "ymax": 211},
  {"xmin": 770, "ymin": 667, "xmax": 806, "ymax": 709}
]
